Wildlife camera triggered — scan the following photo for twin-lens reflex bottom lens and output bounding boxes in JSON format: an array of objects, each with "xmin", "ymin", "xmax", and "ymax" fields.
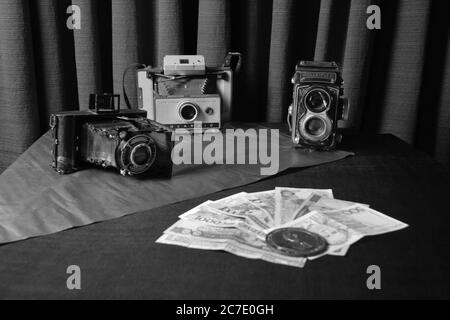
[{"xmin": 305, "ymin": 117, "xmax": 327, "ymax": 136}]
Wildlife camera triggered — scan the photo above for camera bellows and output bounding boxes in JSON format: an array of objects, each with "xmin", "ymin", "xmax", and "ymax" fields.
[
  {"xmin": 81, "ymin": 121, "xmax": 159, "ymax": 176},
  {"xmin": 50, "ymin": 102, "xmax": 173, "ymax": 177}
]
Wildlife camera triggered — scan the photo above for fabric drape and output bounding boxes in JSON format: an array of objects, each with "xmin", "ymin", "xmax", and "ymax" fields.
[{"xmin": 0, "ymin": 0, "xmax": 449, "ymax": 173}]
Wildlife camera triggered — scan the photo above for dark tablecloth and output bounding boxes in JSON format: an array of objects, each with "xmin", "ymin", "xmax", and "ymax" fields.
[{"xmin": 0, "ymin": 133, "xmax": 449, "ymax": 299}]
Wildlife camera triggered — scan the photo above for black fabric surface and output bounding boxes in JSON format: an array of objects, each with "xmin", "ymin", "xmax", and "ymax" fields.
[{"xmin": 0, "ymin": 133, "xmax": 449, "ymax": 299}]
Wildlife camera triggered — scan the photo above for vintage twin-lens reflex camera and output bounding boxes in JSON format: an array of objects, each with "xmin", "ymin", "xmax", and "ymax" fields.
[
  {"xmin": 137, "ymin": 52, "xmax": 241, "ymax": 130},
  {"xmin": 50, "ymin": 94, "xmax": 173, "ymax": 177},
  {"xmin": 288, "ymin": 61, "xmax": 349, "ymax": 150}
]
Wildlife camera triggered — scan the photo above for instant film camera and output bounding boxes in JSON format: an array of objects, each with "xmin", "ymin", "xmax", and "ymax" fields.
[
  {"xmin": 50, "ymin": 94, "xmax": 173, "ymax": 177},
  {"xmin": 288, "ymin": 61, "xmax": 349, "ymax": 150},
  {"xmin": 137, "ymin": 52, "xmax": 241, "ymax": 130}
]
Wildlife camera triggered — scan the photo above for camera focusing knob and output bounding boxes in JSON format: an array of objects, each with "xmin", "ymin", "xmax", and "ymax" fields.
[
  {"xmin": 341, "ymin": 97, "xmax": 350, "ymax": 121},
  {"xmin": 336, "ymin": 133, "xmax": 343, "ymax": 144},
  {"xmin": 291, "ymin": 72, "xmax": 301, "ymax": 84},
  {"xmin": 119, "ymin": 131, "xmax": 128, "ymax": 140}
]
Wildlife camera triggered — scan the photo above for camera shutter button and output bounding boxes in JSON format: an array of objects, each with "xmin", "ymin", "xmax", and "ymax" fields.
[{"xmin": 205, "ymin": 107, "xmax": 214, "ymax": 115}]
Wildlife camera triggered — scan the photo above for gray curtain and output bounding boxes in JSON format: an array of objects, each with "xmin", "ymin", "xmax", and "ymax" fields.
[{"xmin": 1, "ymin": 0, "xmax": 449, "ymax": 173}]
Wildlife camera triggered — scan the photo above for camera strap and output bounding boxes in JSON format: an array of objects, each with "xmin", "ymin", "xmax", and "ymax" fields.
[{"xmin": 123, "ymin": 63, "xmax": 147, "ymax": 110}]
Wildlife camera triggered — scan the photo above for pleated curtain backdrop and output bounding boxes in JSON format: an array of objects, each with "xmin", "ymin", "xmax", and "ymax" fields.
[{"xmin": 0, "ymin": 0, "xmax": 449, "ymax": 173}]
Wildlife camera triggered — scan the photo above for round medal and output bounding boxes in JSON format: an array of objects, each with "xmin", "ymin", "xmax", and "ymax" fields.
[{"xmin": 266, "ymin": 227, "xmax": 328, "ymax": 257}]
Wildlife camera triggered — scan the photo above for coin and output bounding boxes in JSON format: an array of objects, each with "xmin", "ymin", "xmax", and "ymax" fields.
[{"xmin": 266, "ymin": 227, "xmax": 328, "ymax": 257}]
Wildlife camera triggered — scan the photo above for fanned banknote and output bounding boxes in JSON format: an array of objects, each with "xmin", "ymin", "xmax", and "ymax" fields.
[
  {"xmin": 266, "ymin": 210, "xmax": 364, "ymax": 259},
  {"xmin": 245, "ymin": 190, "xmax": 276, "ymax": 220},
  {"xmin": 179, "ymin": 201, "xmax": 267, "ymax": 239},
  {"xmin": 320, "ymin": 205, "xmax": 408, "ymax": 236},
  {"xmin": 157, "ymin": 219, "xmax": 306, "ymax": 268},
  {"xmin": 274, "ymin": 188, "xmax": 334, "ymax": 225},
  {"xmin": 266, "ymin": 204, "xmax": 408, "ymax": 259},
  {"xmin": 156, "ymin": 188, "xmax": 408, "ymax": 268},
  {"xmin": 206, "ymin": 192, "xmax": 275, "ymax": 229},
  {"xmin": 294, "ymin": 192, "xmax": 368, "ymax": 219}
]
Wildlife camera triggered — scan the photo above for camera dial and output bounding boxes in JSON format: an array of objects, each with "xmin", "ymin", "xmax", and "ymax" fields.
[
  {"xmin": 178, "ymin": 102, "xmax": 199, "ymax": 122},
  {"xmin": 304, "ymin": 88, "xmax": 331, "ymax": 113}
]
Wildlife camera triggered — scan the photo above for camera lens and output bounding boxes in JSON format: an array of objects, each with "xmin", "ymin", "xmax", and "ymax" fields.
[
  {"xmin": 118, "ymin": 135, "xmax": 157, "ymax": 176},
  {"xmin": 299, "ymin": 114, "xmax": 332, "ymax": 143},
  {"xmin": 305, "ymin": 117, "xmax": 326, "ymax": 136},
  {"xmin": 131, "ymin": 145, "xmax": 152, "ymax": 166},
  {"xmin": 304, "ymin": 88, "xmax": 330, "ymax": 113},
  {"xmin": 179, "ymin": 102, "xmax": 199, "ymax": 121}
]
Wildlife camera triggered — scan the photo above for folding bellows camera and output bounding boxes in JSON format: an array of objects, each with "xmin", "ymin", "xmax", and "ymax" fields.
[
  {"xmin": 50, "ymin": 94, "xmax": 173, "ymax": 177},
  {"xmin": 137, "ymin": 53, "xmax": 241, "ymax": 130}
]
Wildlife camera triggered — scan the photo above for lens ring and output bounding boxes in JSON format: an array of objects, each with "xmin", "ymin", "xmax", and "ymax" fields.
[
  {"xmin": 130, "ymin": 143, "xmax": 153, "ymax": 167},
  {"xmin": 118, "ymin": 135, "xmax": 157, "ymax": 175},
  {"xmin": 305, "ymin": 117, "xmax": 326, "ymax": 136},
  {"xmin": 299, "ymin": 115, "xmax": 332, "ymax": 143},
  {"xmin": 178, "ymin": 102, "xmax": 199, "ymax": 122},
  {"xmin": 304, "ymin": 88, "xmax": 331, "ymax": 113}
]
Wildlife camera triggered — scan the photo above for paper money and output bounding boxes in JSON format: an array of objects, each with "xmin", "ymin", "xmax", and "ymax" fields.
[
  {"xmin": 271, "ymin": 204, "xmax": 408, "ymax": 259},
  {"xmin": 294, "ymin": 193, "xmax": 367, "ymax": 219},
  {"xmin": 179, "ymin": 201, "xmax": 267, "ymax": 239},
  {"xmin": 328, "ymin": 246, "xmax": 350, "ymax": 256},
  {"xmin": 206, "ymin": 192, "xmax": 274, "ymax": 229},
  {"xmin": 268, "ymin": 210, "xmax": 364, "ymax": 258},
  {"xmin": 179, "ymin": 201, "xmax": 245, "ymax": 227},
  {"xmin": 156, "ymin": 188, "xmax": 408, "ymax": 268},
  {"xmin": 157, "ymin": 219, "xmax": 306, "ymax": 268},
  {"xmin": 321, "ymin": 205, "xmax": 408, "ymax": 236},
  {"xmin": 274, "ymin": 188, "xmax": 334, "ymax": 225},
  {"xmin": 245, "ymin": 191, "xmax": 276, "ymax": 220}
]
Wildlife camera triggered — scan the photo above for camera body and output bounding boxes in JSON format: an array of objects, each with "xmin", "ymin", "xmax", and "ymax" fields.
[
  {"xmin": 50, "ymin": 94, "xmax": 173, "ymax": 177},
  {"xmin": 153, "ymin": 95, "xmax": 221, "ymax": 129},
  {"xmin": 288, "ymin": 61, "xmax": 348, "ymax": 150},
  {"xmin": 137, "ymin": 53, "xmax": 241, "ymax": 129}
]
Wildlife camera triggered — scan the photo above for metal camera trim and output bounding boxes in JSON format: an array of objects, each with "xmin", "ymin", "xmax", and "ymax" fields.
[
  {"xmin": 298, "ymin": 113, "xmax": 333, "ymax": 143},
  {"xmin": 302, "ymin": 87, "xmax": 331, "ymax": 113},
  {"xmin": 178, "ymin": 101, "xmax": 200, "ymax": 122},
  {"xmin": 130, "ymin": 143, "xmax": 154, "ymax": 167},
  {"xmin": 119, "ymin": 134, "xmax": 157, "ymax": 176}
]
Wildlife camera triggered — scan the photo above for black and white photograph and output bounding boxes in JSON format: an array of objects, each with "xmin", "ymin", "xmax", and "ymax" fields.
[{"xmin": 0, "ymin": 0, "xmax": 449, "ymax": 305}]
